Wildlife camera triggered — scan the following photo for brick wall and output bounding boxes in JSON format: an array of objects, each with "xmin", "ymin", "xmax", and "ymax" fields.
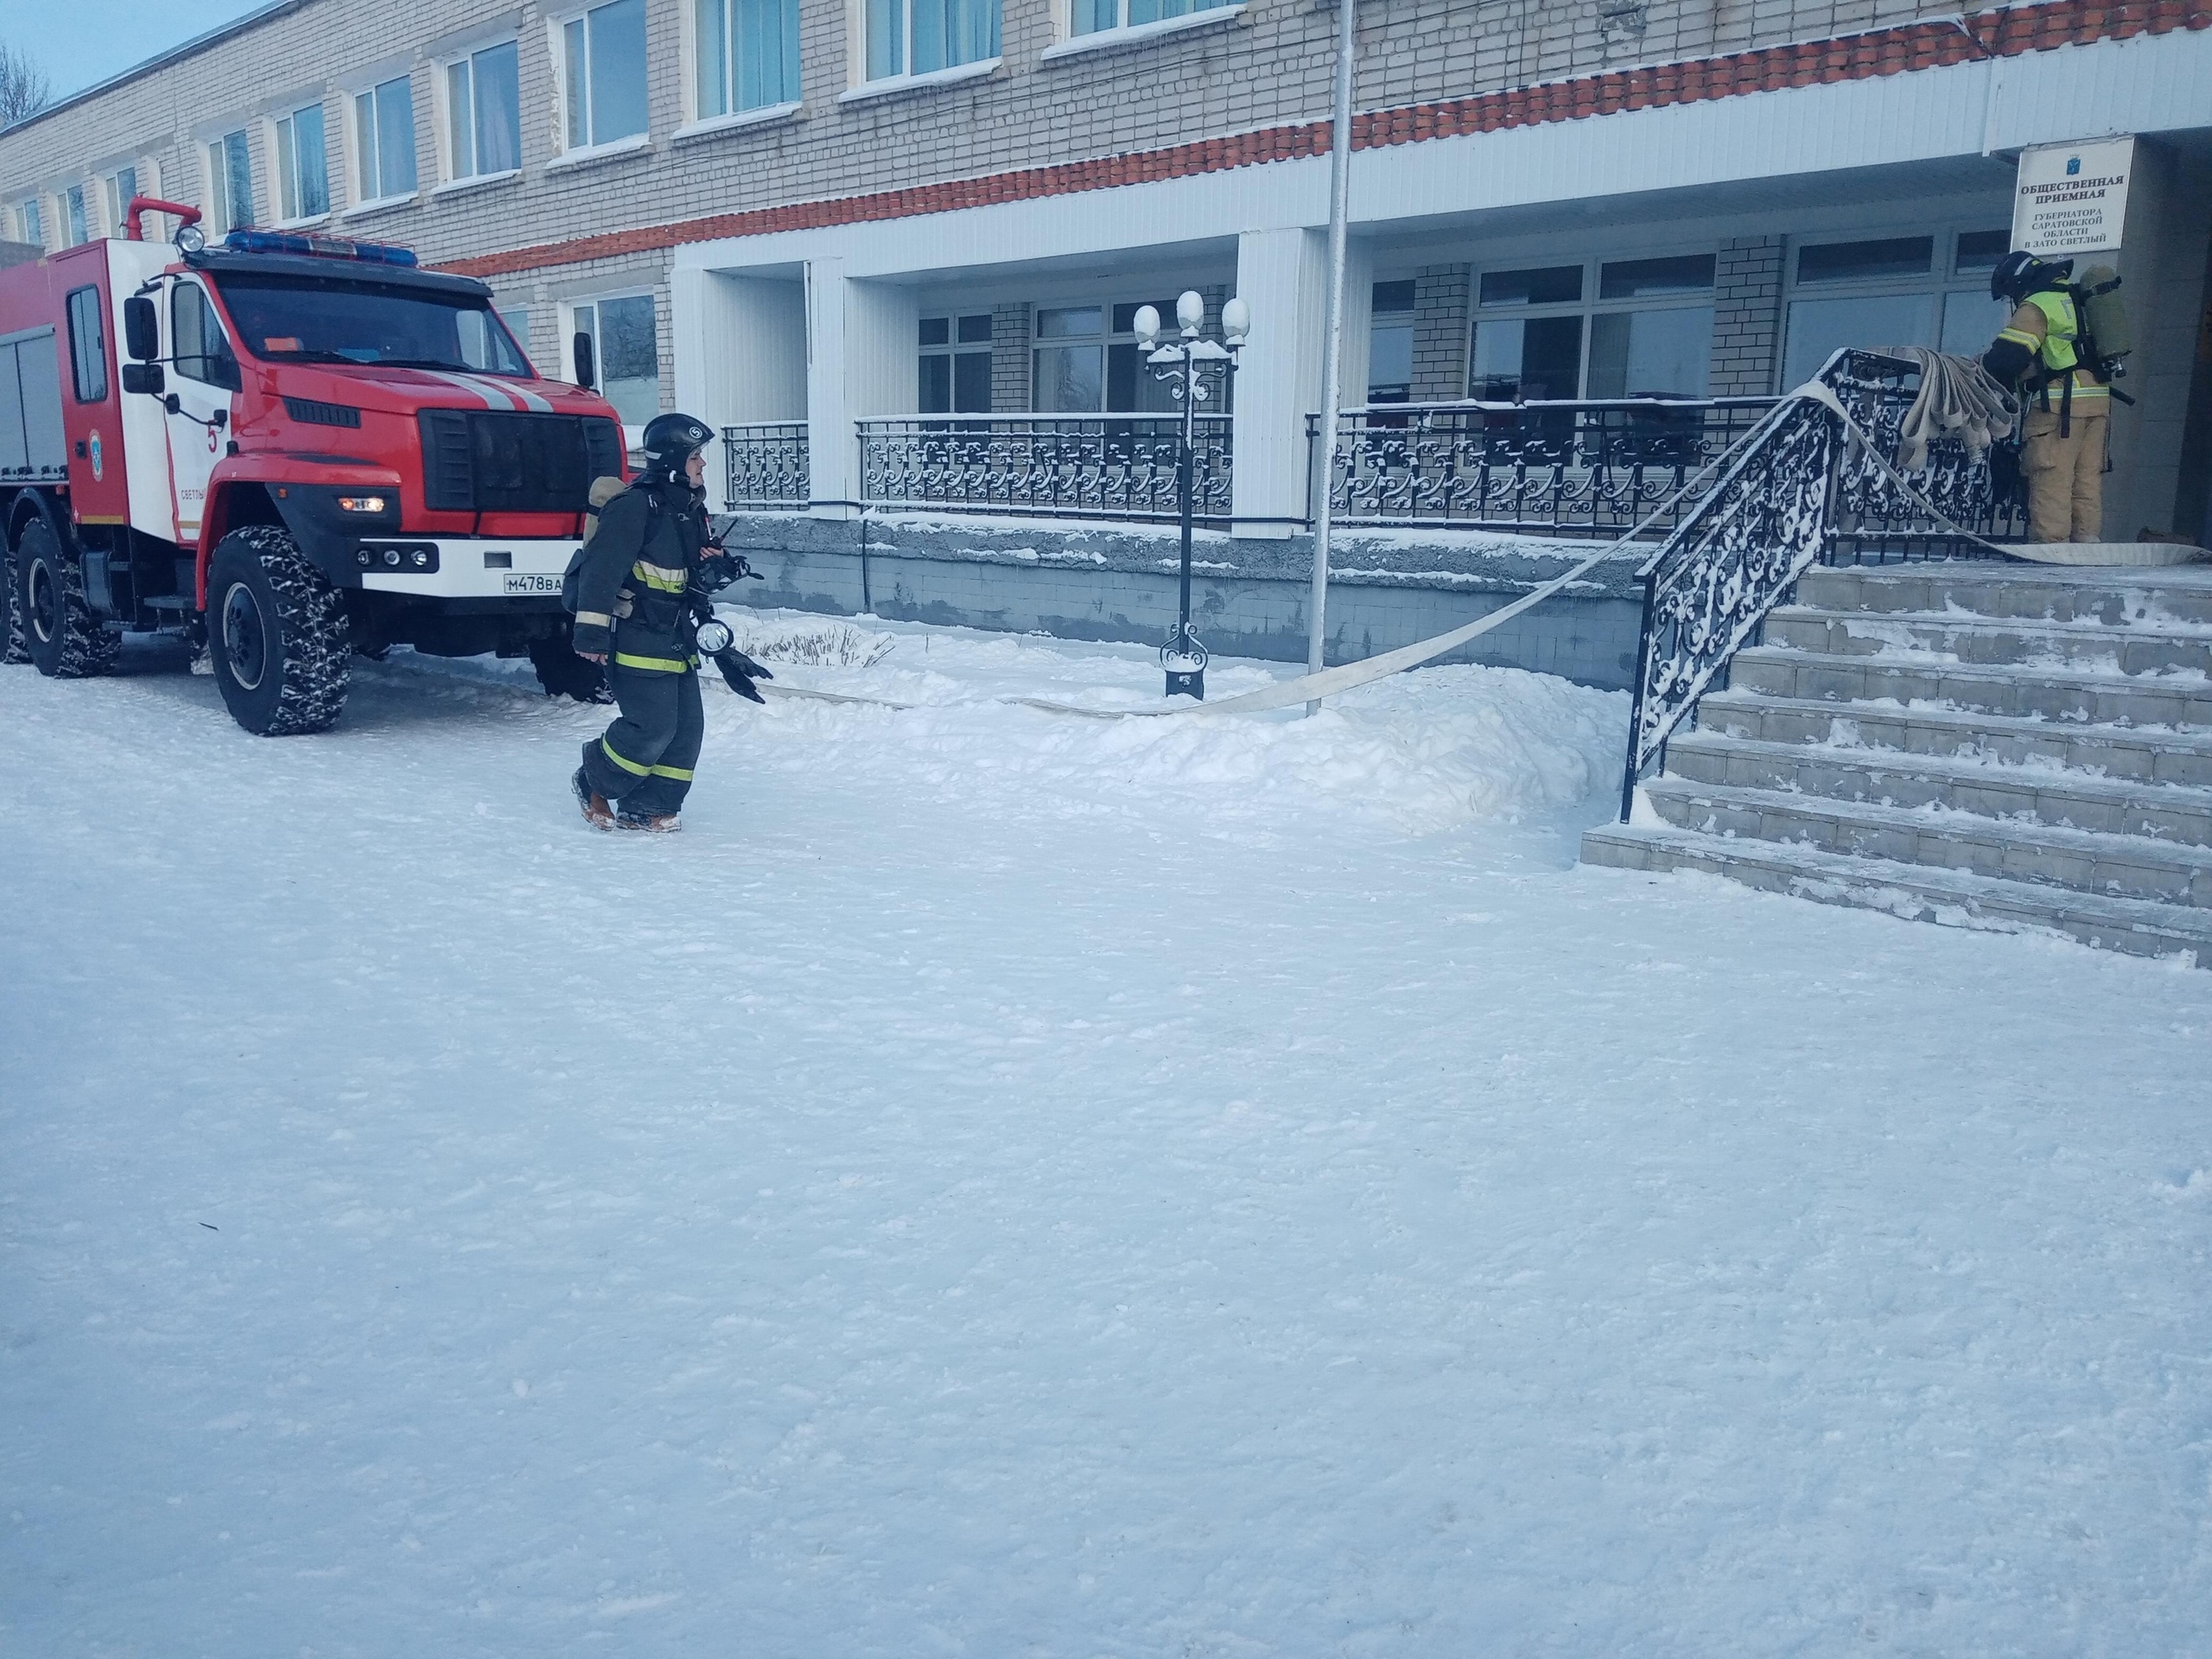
[
  {"xmin": 1410, "ymin": 264, "xmax": 1470, "ymax": 401},
  {"xmin": 992, "ymin": 301, "xmax": 1032, "ymax": 412},
  {"xmin": 1710, "ymin": 235, "xmax": 1785, "ymax": 396}
]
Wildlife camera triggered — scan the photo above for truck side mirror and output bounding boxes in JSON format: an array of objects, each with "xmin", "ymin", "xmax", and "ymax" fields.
[
  {"xmin": 124, "ymin": 296, "xmax": 159, "ymax": 362},
  {"xmin": 572, "ymin": 331, "xmax": 596, "ymax": 391},
  {"xmin": 121, "ymin": 362, "xmax": 166, "ymax": 397}
]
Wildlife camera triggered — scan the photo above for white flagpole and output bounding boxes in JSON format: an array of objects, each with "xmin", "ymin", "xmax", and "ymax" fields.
[{"xmin": 1304, "ymin": 0, "xmax": 1358, "ymax": 715}]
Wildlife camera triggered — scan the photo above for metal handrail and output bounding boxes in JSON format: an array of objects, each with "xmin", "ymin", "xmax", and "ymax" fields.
[
  {"xmin": 721, "ymin": 421, "xmax": 810, "ymax": 512},
  {"xmin": 1617, "ymin": 349, "xmax": 2023, "ymax": 820},
  {"xmin": 858, "ymin": 414, "xmax": 1234, "ymax": 523}
]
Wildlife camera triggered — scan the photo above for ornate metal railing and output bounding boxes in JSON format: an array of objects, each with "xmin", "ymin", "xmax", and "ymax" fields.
[
  {"xmin": 857, "ymin": 416, "xmax": 1233, "ymax": 523},
  {"xmin": 721, "ymin": 422, "xmax": 810, "ymax": 512},
  {"xmin": 1619, "ymin": 349, "xmax": 2022, "ymax": 818},
  {"xmin": 1310, "ymin": 397, "xmax": 1779, "ymax": 537}
]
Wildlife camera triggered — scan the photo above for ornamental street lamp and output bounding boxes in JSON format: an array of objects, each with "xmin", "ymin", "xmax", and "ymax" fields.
[{"xmin": 1135, "ymin": 289, "xmax": 1249, "ymax": 699}]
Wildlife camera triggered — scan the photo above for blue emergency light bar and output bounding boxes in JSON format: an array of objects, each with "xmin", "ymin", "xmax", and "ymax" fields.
[{"xmin": 220, "ymin": 229, "xmax": 420, "ymax": 267}]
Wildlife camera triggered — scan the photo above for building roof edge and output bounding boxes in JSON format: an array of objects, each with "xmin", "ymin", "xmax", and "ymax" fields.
[{"xmin": 0, "ymin": 0, "xmax": 315, "ymax": 139}]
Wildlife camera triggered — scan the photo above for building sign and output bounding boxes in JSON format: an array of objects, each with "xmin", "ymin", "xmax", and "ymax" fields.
[{"xmin": 2012, "ymin": 137, "xmax": 2134, "ymax": 258}]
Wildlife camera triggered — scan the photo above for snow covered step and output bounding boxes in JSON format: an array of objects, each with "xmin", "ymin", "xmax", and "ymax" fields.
[
  {"xmin": 1662, "ymin": 731, "xmax": 2212, "ymax": 844},
  {"xmin": 1639, "ymin": 778, "xmax": 2212, "ymax": 907},
  {"xmin": 1763, "ymin": 607, "xmax": 2212, "ymax": 677},
  {"xmin": 1692, "ymin": 690, "xmax": 2212, "ymax": 788},
  {"xmin": 1580, "ymin": 823, "xmax": 2212, "ymax": 968},
  {"xmin": 1726, "ymin": 646, "xmax": 2212, "ymax": 728},
  {"xmin": 1796, "ymin": 561, "xmax": 2212, "ymax": 627}
]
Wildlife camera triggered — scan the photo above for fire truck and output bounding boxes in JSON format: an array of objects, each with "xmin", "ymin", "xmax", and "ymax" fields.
[{"xmin": 0, "ymin": 200, "xmax": 627, "ymax": 734}]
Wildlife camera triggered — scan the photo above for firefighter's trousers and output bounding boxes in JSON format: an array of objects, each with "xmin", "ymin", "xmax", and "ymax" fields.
[
  {"xmin": 2021, "ymin": 406, "xmax": 2107, "ymax": 543},
  {"xmin": 582, "ymin": 658, "xmax": 704, "ymax": 817}
]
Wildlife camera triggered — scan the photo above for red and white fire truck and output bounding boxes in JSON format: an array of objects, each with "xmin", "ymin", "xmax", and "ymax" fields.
[{"xmin": 0, "ymin": 200, "xmax": 627, "ymax": 733}]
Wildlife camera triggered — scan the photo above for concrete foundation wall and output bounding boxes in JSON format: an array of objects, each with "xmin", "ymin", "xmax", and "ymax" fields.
[{"xmin": 715, "ymin": 512, "xmax": 1646, "ymax": 689}]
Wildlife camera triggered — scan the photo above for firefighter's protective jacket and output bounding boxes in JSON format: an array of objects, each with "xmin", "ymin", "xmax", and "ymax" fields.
[
  {"xmin": 569, "ymin": 477, "xmax": 711, "ymax": 670},
  {"xmin": 1983, "ymin": 287, "xmax": 2109, "ymax": 410}
]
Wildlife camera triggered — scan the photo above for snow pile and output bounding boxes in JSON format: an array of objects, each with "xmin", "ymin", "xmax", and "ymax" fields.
[{"xmin": 711, "ymin": 612, "xmax": 1627, "ymax": 836}]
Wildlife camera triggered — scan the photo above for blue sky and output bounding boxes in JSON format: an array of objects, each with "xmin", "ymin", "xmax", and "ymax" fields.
[{"xmin": 9, "ymin": 2, "xmax": 272, "ymax": 103}]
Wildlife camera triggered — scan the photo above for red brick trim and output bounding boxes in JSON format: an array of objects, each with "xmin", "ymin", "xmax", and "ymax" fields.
[{"xmin": 442, "ymin": 0, "xmax": 2212, "ymax": 280}]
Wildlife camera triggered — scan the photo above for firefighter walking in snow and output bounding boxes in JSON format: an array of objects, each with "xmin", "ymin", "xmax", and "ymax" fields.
[
  {"xmin": 1980, "ymin": 250, "xmax": 2124, "ymax": 544},
  {"xmin": 569, "ymin": 413, "xmax": 721, "ymax": 832}
]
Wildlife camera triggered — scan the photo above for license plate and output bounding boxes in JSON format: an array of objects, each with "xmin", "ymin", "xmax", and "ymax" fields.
[{"xmin": 502, "ymin": 573, "xmax": 562, "ymax": 595}]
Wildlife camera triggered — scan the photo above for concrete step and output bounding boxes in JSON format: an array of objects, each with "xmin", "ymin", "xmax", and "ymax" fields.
[
  {"xmin": 1663, "ymin": 730, "xmax": 2212, "ymax": 845},
  {"xmin": 1764, "ymin": 607, "xmax": 2212, "ymax": 677},
  {"xmin": 1797, "ymin": 560, "xmax": 2212, "ymax": 626},
  {"xmin": 1693, "ymin": 689, "xmax": 2212, "ymax": 788},
  {"xmin": 1640, "ymin": 777, "xmax": 2212, "ymax": 908},
  {"xmin": 1726, "ymin": 646, "xmax": 2212, "ymax": 728},
  {"xmin": 1582, "ymin": 822, "xmax": 2212, "ymax": 968}
]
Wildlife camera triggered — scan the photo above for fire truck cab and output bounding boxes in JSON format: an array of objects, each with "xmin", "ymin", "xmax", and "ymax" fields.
[{"xmin": 0, "ymin": 210, "xmax": 626, "ymax": 734}]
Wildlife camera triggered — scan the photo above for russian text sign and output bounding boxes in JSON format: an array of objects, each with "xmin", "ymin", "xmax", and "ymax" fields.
[{"xmin": 2012, "ymin": 137, "xmax": 2134, "ymax": 257}]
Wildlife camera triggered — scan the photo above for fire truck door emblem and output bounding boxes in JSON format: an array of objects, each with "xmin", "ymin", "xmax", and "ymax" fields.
[{"xmin": 88, "ymin": 430, "xmax": 104, "ymax": 480}]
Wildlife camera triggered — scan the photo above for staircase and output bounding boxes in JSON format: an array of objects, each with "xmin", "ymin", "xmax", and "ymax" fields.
[{"xmin": 1583, "ymin": 560, "xmax": 2212, "ymax": 968}]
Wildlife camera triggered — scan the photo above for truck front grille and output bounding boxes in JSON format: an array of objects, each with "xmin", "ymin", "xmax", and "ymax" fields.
[{"xmin": 418, "ymin": 410, "xmax": 625, "ymax": 513}]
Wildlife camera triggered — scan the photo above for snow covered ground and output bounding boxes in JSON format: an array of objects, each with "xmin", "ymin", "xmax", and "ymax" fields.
[{"xmin": 3, "ymin": 616, "xmax": 2208, "ymax": 1656}]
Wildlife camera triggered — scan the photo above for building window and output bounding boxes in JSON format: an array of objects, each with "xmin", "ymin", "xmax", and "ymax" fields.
[
  {"xmin": 273, "ymin": 102, "xmax": 330, "ymax": 222},
  {"xmin": 572, "ymin": 295, "xmax": 658, "ymax": 426},
  {"xmin": 1369, "ymin": 279, "xmax": 1414, "ymax": 404},
  {"xmin": 15, "ymin": 197, "xmax": 42, "ymax": 247},
  {"xmin": 866, "ymin": 0, "xmax": 998, "ymax": 82},
  {"xmin": 1033, "ymin": 305, "xmax": 1103, "ymax": 411},
  {"xmin": 103, "ymin": 165, "xmax": 139, "ymax": 233},
  {"xmin": 355, "ymin": 75, "xmax": 419, "ymax": 202},
  {"xmin": 63, "ymin": 185, "xmax": 91, "ymax": 246},
  {"xmin": 1071, "ymin": 0, "xmax": 1227, "ymax": 35},
  {"xmin": 66, "ymin": 287, "xmax": 109, "ymax": 404},
  {"xmin": 696, "ymin": 0, "xmax": 800, "ymax": 116},
  {"xmin": 1105, "ymin": 300, "xmax": 1186, "ymax": 412},
  {"xmin": 447, "ymin": 41, "xmax": 522, "ymax": 179},
  {"xmin": 919, "ymin": 314, "xmax": 992, "ymax": 413},
  {"xmin": 1780, "ymin": 232, "xmax": 2004, "ymax": 388},
  {"xmin": 563, "ymin": 0, "xmax": 650, "ymax": 149},
  {"xmin": 1470, "ymin": 255, "xmax": 1714, "ymax": 401},
  {"xmin": 207, "ymin": 130, "xmax": 254, "ymax": 232}
]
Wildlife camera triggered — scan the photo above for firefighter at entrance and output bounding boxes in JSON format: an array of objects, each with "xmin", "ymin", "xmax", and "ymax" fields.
[
  {"xmin": 569, "ymin": 412, "xmax": 720, "ymax": 832},
  {"xmin": 1981, "ymin": 250, "xmax": 2109, "ymax": 543}
]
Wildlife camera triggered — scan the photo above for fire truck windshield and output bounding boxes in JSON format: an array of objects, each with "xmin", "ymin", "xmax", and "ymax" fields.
[{"xmin": 209, "ymin": 274, "xmax": 533, "ymax": 378}]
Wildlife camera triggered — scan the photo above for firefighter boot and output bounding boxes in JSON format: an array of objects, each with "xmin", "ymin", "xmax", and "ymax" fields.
[
  {"xmin": 613, "ymin": 806, "xmax": 682, "ymax": 834},
  {"xmin": 572, "ymin": 767, "xmax": 616, "ymax": 830}
]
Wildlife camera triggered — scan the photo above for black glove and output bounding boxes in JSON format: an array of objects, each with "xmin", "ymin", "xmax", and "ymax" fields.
[
  {"xmin": 697, "ymin": 550, "xmax": 757, "ymax": 591},
  {"xmin": 709, "ymin": 645, "xmax": 773, "ymax": 704}
]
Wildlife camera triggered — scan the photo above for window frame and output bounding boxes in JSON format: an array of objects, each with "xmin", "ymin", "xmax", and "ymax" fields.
[
  {"xmin": 851, "ymin": 0, "xmax": 1001, "ymax": 94},
  {"xmin": 63, "ymin": 184, "xmax": 92, "ymax": 247},
  {"xmin": 440, "ymin": 36, "xmax": 524, "ymax": 184},
  {"xmin": 102, "ymin": 163, "xmax": 142, "ymax": 236},
  {"xmin": 270, "ymin": 99, "xmax": 333, "ymax": 226},
  {"xmin": 1057, "ymin": 0, "xmax": 1236, "ymax": 50},
  {"xmin": 66, "ymin": 286, "xmax": 110, "ymax": 404},
  {"xmin": 1368, "ymin": 279, "xmax": 1416, "ymax": 405},
  {"xmin": 205, "ymin": 128, "xmax": 256, "ymax": 234},
  {"xmin": 1465, "ymin": 250, "xmax": 1719, "ymax": 403},
  {"xmin": 554, "ymin": 0, "xmax": 652, "ymax": 158},
  {"xmin": 690, "ymin": 0, "xmax": 804, "ymax": 126},
  {"xmin": 1777, "ymin": 226, "xmax": 2009, "ymax": 391},
  {"xmin": 14, "ymin": 196, "xmax": 44, "ymax": 248},
  {"xmin": 918, "ymin": 311, "xmax": 995, "ymax": 415},
  {"xmin": 563, "ymin": 289, "xmax": 662, "ymax": 437},
  {"xmin": 349, "ymin": 72, "xmax": 422, "ymax": 210}
]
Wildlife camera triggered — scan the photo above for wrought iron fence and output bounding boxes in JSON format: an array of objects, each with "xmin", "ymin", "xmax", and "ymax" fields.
[
  {"xmin": 857, "ymin": 416, "xmax": 1233, "ymax": 522},
  {"xmin": 1311, "ymin": 397, "xmax": 1780, "ymax": 537},
  {"xmin": 721, "ymin": 422, "xmax": 810, "ymax": 512},
  {"xmin": 1618, "ymin": 348, "xmax": 2024, "ymax": 818}
]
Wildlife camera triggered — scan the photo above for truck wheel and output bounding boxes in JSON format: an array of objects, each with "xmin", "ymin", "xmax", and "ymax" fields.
[
  {"xmin": 207, "ymin": 525, "xmax": 349, "ymax": 735},
  {"xmin": 15, "ymin": 515, "xmax": 118, "ymax": 678},
  {"xmin": 529, "ymin": 630, "xmax": 611, "ymax": 702},
  {"xmin": 1, "ymin": 540, "xmax": 25, "ymax": 665}
]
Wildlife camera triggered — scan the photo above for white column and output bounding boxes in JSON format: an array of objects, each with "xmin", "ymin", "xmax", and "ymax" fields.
[
  {"xmin": 671, "ymin": 267, "xmax": 808, "ymax": 431},
  {"xmin": 805, "ymin": 259, "xmax": 918, "ymax": 517},
  {"xmin": 1230, "ymin": 227, "xmax": 1372, "ymax": 539}
]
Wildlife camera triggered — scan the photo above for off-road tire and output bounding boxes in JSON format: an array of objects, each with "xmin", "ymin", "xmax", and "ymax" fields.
[
  {"xmin": 207, "ymin": 524, "xmax": 350, "ymax": 735},
  {"xmin": 1, "ymin": 541, "xmax": 26, "ymax": 664},
  {"xmin": 15, "ymin": 514, "xmax": 118, "ymax": 678},
  {"xmin": 530, "ymin": 628, "xmax": 611, "ymax": 702}
]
